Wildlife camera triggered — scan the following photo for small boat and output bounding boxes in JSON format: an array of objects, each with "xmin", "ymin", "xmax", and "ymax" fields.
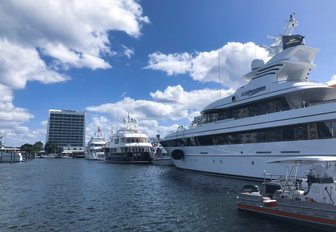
[
  {"xmin": 41, "ymin": 154, "xmax": 56, "ymax": 159},
  {"xmin": 152, "ymin": 137, "xmax": 173, "ymax": 166},
  {"xmin": 152, "ymin": 154, "xmax": 173, "ymax": 166},
  {"xmin": 0, "ymin": 147, "xmax": 23, "ymax": 163},
  {"xmin": 236, "ymin": 156, "xmax": 336, "ymax": 231}
]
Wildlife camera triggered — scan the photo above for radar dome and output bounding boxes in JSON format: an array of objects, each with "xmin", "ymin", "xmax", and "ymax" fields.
[{"xmin": 251, "ymin": 59, "xmax": 265, "ymax": 71}]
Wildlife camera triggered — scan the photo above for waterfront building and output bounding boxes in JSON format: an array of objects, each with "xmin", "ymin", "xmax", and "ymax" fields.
[{"xmin": 46, "ymin": 109, "xmax": 86, "ymax": 157}]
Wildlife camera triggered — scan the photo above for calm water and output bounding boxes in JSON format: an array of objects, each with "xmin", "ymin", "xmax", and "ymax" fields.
[{"xmin": 0, "ymin": 159, "xmax": 321, "ymax": 232}]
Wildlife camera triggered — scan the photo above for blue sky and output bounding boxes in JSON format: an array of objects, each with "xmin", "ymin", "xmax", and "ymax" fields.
[{"xmin": 1, "ymin": 0, "xmax": 336, "ymax": 146}]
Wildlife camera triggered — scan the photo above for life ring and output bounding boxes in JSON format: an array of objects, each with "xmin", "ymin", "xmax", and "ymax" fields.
[{"xmin": 171, "ymin": 149, "xmax": 184, "ymax": 160}]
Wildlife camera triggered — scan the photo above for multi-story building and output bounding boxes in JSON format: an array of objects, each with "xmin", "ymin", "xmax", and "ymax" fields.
[{"xmin": 46, "ymin": 109, "xmax": 86, "ymax": 157}]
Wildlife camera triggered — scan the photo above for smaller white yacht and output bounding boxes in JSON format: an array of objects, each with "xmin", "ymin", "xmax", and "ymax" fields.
[
  {"xmin": 104, "ymin": 115, "xmax": 153, "ymax": 164},
  {"xmin": 0, "ymin": 147, "xmax": 23, "ymax": 163},
  {"xmin": 152, "ymin": 134, "xmax": 173, "ymax": 166},
  {"xmin": 85, "ymin": 128, "xmax": 106, "ymax": 160}
]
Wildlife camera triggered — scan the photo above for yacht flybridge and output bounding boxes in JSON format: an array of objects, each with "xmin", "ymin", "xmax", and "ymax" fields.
[{"xmin": 161, "ymin": 15, "xmax": 336, "ymax": 179}]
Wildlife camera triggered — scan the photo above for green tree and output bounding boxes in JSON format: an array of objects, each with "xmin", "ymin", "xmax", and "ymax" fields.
[
  {"xmin": 45, "ymin": 142, "xmax": 56, "ymax": 154},
  {"xmin": 45, "ymin": 142, "xmax": 63, "ymax": 154},
  {"xmin": 32, "ymin": 141, "xmax": 44, "ymax": 154},
  {"xmin": 56, "ymin": 146, "xmax": 63, "ymax": 154},
  {"xmin": 20, "ymin": 143, "xmax": 33, "ymax": 154}
]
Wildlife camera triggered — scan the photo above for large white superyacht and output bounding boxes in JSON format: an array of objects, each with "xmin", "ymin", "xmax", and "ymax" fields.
[{"xmin": 161, "ymin": 15, "xmax": 336, "ymax": 179}]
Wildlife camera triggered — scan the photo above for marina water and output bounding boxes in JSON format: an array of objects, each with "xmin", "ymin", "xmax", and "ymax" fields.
[{"xmin": 0, "ymin": 159, "xmax": 320, "ymax": 231}]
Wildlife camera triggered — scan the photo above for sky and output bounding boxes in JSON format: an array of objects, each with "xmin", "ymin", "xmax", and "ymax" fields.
[{"xmin": 1, "ymin": 0, "xmax": 336, "ymax": 146}]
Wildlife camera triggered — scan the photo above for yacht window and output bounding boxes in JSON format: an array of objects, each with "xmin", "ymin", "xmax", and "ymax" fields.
[
  {"xmin": 163, "ymin": 119, "xmax": 336, "ymax": 147},
  {"xmin": 189, "ymin": 137, "xmax": 198, "ymax": 146},
  {"xmin": 324, "ymin": 120, "xmax": 336, "ymax": 137},
  {"xmin": 114, "ymin": 139, "xmax": 119, "ymax": 144},
  {"xmin": 202, "ymin": 97, "xmax": 289, "ymax": 123},
  {"xmin": 307, "ymin": 123, "xmax": 318, "ymax": 140},
  {"xmin": 294, "ymin": 126, "xmax": 307, "ymax": 140}
]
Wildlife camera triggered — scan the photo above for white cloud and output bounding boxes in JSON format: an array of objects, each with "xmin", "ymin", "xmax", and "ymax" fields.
[
  {"xmin": 0, "ymin": 0, "xmax": 149, "ymax": 146},
  {"xmin": 122, "ymin": 45, "xmax": 135, "ymax": 59},
  {"xmin": 146, "ymin": 52, "xmax": 192, "ymax": 75},
  {"xmin": 0, "ymin": 39, "xmax": 69, "ymax": 89},
  {"xmin": 86, "ymin": 85, "xmax": 234, "ymax": 138},
  {"xmin": 0, "ymin": 121, "xmax": 46, "ymax": 146},
  {"xmin": 42, "ymin": 43, "xmax": 111, "ymax": 70},
  {"xmin": 0, "ymin": 84, "xmax": 33, "ymax": 123},
  {"xmin": 145, "ymin": 42, "xmax": 269, "ymax": 88},
  {"xmin": 150, "ymin": 84, "xmax": 234, "ymax": 109},
  {"xmin": 327, "ymin": 75, "xmax": 336, "ymax": 86},
  {"xmin": 0, "ymin": 0, "xmax": 148, "ymax": 70}
]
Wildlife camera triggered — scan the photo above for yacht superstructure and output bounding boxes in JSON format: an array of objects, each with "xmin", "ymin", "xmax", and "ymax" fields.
[
  {"xmin": 161, "ymin": 15, "xmax": 336, "ymax": 179},
  {"xmin": 104, "ymin": 115, "xmax": 153, "ymax": 164},
  {"xmin": 85, "ymin": 128, "xmax": 106, "ymax": 160}
]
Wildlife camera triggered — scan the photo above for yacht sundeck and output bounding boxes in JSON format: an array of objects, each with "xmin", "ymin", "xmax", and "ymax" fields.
[{"xmin": 161, "ymin": 15, "xmax": 336, "ymax": 179}]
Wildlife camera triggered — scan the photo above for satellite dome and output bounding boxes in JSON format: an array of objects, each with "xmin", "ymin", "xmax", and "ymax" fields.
[{"xmin": 251, "ymin": 59, "xmax": 265, "ymax": 71}]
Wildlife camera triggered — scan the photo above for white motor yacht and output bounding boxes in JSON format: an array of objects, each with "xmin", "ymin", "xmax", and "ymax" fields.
[
  {"xmin": 104, "ymin": 115, "xmax": 153, "ymax": 164},
  {"xmin": 161, "ymin": 15, "xmax": 336, "ymax": 179},
  {"xmin": 85, "ymin": 128, "xmax": 106, "ymax": 160}
]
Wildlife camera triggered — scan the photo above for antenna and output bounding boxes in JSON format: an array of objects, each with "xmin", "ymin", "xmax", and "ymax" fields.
[
  {"xmin": 3, "ymin": 130, "xmax": 6, "ymax": 146},
  {"xmin": 218, "ymin": 51, "xmax": 222, "ymax": 98},
  {"xmin": 265, "ymin": 14, "xmax": 300, "ymax": 56},
  {"xmin": 283, "ymin": 13, "xmax": 298, "ymax": 35}
]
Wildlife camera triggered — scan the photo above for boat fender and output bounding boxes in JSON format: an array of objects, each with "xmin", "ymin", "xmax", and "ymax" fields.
[{"xmin": 171, "ymin": 149, "xmax": 184, "ymax": 160}]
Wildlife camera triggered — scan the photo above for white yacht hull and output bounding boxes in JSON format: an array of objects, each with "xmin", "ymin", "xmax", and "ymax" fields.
[
  {"xmin": 167, "ymin": 139, "xmax": 336, "ymax": 179},
  {"xmin": 152, "ymin": 157, "xmax": 174, "ymax": 166},
  {"xmin": 85, "ymin": 151, "xmax": 105, "ymax": 161}
]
